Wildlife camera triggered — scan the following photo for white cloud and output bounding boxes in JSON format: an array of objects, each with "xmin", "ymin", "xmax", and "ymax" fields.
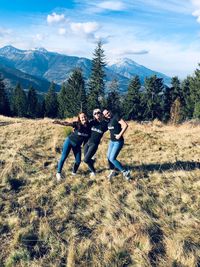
[
  {"xmin": 191, "ymin": 0, "xmax": 200, "ymax": 23},
  {"xmin": 0, "ymin": 27, "xmax": 12, "ymax": 37},
  {"xmin": 81, "ymin": 0, "xmax": 191, "ymax": 15},
  {"xmin": 70, "ymin": 21, "xmax": 100, "ymax": 36},
  {"xmin": 58, "ymin": 28, "xmax": 67, "ymax": 35},
  {"xmin": 47, "ymin": 12, "xmax": 66, "ymax": 24},
  {"xmin": 115, "ymin": 49, "xmax": 149, "ymax": 56},
  {"xmin": 192, "ymin": 10, "xmax": 200, "ymax": 23},
  {"xmin": 191, "ymin": 0, "xmax": 200, "ymax": 7},
  {"xmin": 97, "ymin": 1, "xmax": 126, "ymax": 11},
  {"xmin": 132, "ymin": 0, "xmax": 191, "ymax": 14},
  {"xmin": 34, "ymin": 33, "xmax": 45, "ymax": 41},
  {"xmin": 93, "ymin": 34, "xmax": 113, "ymax": 44}
]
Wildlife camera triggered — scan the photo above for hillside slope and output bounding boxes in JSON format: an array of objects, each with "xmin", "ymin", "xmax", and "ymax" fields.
[
  {"xmin": 0, "ymin": 63, "xmax": 56, "ymax": 92},
  {"xmin": 0, "ymin": 116, "xmax": 200, "ymax": 266},
  {"xmin": 0, "ymin": 45, "xmax": 171, "ymax": 93}
]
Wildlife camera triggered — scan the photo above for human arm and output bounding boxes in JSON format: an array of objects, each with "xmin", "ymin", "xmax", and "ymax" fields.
[
  {"xmin": 114, "ymin": 119, "xmax": 128, "ymax": 140},
  {"xmin": 53, "ymin": 120, "xmax": 76, "ymax": 127}
]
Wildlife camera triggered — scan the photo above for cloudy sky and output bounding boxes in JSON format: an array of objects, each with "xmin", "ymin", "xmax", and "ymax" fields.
[{"xmin": 0, "ymin": 0, "xmax": 200, "ymax": 78}]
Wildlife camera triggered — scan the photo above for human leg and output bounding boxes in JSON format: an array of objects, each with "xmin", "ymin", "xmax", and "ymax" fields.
[
  {"xmin": 107, "ymin": 141, "xmax": 115, "ymax": 170},
  {"xmin": 108, "ymin": 140, "xmax": 124, "ymax": 172},
  {"xmin": 84, "ymin": 143, "xmax": 98, "ymax": 173},
  {"xmin": 71, "ymin": 145, "xmax": 81, "ymax": 174},
  {"xmin": 57, "ymin": 137, "xmax": 72, "ymax": 173}
]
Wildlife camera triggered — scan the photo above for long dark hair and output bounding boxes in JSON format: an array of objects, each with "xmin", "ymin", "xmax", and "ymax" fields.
[{"xmin": 77, "ymin": 112, "xmax": 88, "ymax": 129}]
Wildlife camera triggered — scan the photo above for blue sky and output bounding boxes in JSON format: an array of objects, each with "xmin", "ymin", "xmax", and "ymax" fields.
[{"xmin": 0, "ymin": 0, "xmax": 200, "ymax": 78}]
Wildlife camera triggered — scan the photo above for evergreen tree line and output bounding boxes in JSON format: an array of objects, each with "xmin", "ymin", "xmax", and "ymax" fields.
[{"xmin": 1, "ymin": 42, "xmax": 200, "ymax": 122}]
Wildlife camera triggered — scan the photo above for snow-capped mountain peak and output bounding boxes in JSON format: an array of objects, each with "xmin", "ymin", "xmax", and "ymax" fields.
[
  {"xmin": 33, "ymin": 47, "xmax": 48, "ymax": 53},
  {"xmin": 108, "ymin": 57, "xmax": 140, "ymax": 67},
  {"xmin": 0, "ymin": 45, "xmax": 24, "ymax": 56}
]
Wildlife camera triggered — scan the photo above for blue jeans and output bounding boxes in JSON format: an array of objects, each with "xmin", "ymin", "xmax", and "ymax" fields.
[
  {"xmin": 107, "ymin": 140, "xmax": 124, "ymax": 172},
  {"xmin": 57, "ymin": 137, "xmax": 81, "ymax": 173}
]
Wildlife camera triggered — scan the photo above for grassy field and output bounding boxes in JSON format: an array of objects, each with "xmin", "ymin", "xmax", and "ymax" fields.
[{"xmin": 0, "ymin": 115, "xmax": 200, "ymax": 267}]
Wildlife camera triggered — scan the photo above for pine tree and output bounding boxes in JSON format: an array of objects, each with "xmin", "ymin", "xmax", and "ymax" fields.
[
  {"xmin": 80, "ymin": 76, "xmax": 87, "ymax": 114},
  {"xmin": 143, "ymin": 75, "xmax": 164, "ymax": 120},
  {"xmin": 123, "ymin": 75, "xmax": 141, "ymax": 120},
  {"xmin": 45, "ymin": 82, "xmax": 58, "ymax": 118},
  {"xmin": 27, "ymin": 86, "xmax": 38, "ymax": 118},
  {"xmin": 181, "ymin": 77, "xmax": 193, "ymax": 120},
  {"xmin": 87, "ymin": 41, "xmax": 106, "ymax": 113},
  {"xmin": 161, "ymin": 86, "xmax": 172, "ymax": 122},
  {"xmin": 0, "ymin": 75, "xmax": 10, "ymax": 116},
  {"xmin": 12, "ymin": 83, "xmax": 27, "ymax": 117},
  {"xmin": 58, "ymin": 83, "xmax": 67, "ymax": 118},
  {"xmin": 189, "ymin": 64, "xmax": 200, "ymax": 119},
  {"xmin": 58, "ymin": 69, "xmax": 86, "ymax": 118},
  {"xmin": 106, "ymin": 79, "xmax": 121, "ymax": 114},
  {"xmin": 170, "ymin": 76, "xmax": 182, "ymax": 102},
  {"xmin": 70, "ymin": 68, "xmax": 87, "ymax": 114},
  {"xmin": 37, "ymin": 99, "xmax": 45, "ymax": 118}
]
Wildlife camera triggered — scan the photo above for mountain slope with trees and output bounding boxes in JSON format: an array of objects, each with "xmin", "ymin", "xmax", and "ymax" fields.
[
  {"xmin": 0, "ymin": 63, "xmax": 58, "ymax": 92},
  {"xmin": 1, "ymin": 42, "xmax": 200, "ymax": 121},
  {"xmin": 0, "ymin": 45, "xmax": 171, "ymax": 93}
]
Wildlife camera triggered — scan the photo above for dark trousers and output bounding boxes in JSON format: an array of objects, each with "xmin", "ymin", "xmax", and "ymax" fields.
[
  {"xmin": 57, "ymin": 137, "xmax": 81, "ymax": 173},
  {"xmin": 84, "ymin": 142, "xmax": 99, "ymax": 173}
]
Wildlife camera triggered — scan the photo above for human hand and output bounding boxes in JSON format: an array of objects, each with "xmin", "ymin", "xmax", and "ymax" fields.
[{"xmin": 114, "ymin": 134, "xmax": 121, "ymax": 140}]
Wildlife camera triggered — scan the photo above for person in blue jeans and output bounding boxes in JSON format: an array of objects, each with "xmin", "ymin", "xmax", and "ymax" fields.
[
  {"xmin": 103, "ymin": 109, "xmax": 130, "ymax": 180},
  {"xmin": 53, "ymin": 112, "xmax": 91, "ymax": 182}
]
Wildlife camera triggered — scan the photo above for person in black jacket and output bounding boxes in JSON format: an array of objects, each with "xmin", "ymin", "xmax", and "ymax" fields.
[
  {"xmin": 103, "ymin": 109, "xmax": 130, "ymax": 180},
  {"xmin": 84, "ymin": 108, "xmax": 108, "ymax": 177},
  {"xmin": 53, "ymin": 112, "xmax": 90, "ymax": 181}
]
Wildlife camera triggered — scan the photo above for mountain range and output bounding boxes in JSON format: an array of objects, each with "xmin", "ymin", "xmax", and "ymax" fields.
[{"xmin": 0, "ymin": 45, "xmax": 171, "ymax": 93}]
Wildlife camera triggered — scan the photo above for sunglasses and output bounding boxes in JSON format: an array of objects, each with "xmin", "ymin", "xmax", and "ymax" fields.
[{"xmin": 94, "ymin": 111, "xmax": 101, "ymax": 115}]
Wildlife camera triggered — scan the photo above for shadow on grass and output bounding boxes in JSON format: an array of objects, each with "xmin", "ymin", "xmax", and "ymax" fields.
[
  {"xmin": 147, "ymin": 223, "xmax": 166, "ymax": 267},
  {"xmin": 8, "ymin": 178, "xmax": 26, "ymax": 192},
  {"xmin": 0, "ymin": 121, "xmax": 15, "ymax": 127},
  {"xmin": 130, "ymin": 160, "xmax": 200, "ymax": 173}
]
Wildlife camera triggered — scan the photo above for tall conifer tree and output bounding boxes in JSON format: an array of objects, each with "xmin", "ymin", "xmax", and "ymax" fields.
[
  {"xmin": 144, "ymin": 75, "xmax": 164, "ymax": 120},
  {"xmin": 88, "ymin": 41, "xmax": 106, "ymax": 113},
  {"xmin": 0, "ymin": 75, "xmax": 10, "ymax": 116},
  {"xmin": 161, "ymin": 86, "xmax": 172, "ymax": 122},
  {"xmin": 106, "ymin": 79, "xmax": 121, "ymax": 114},
  {"xmin": 27, "ymin": 86, "xmax": 38, "ymax": 118},
  {"xmin": 170, "ymin": 76, "xmax": 182, "ymax": 102},
  {"xmin": 189, "ymin": 64, "xmax": 200, "ymax": 118},
  {"xmin": 123, "ymin": 75, "xmax": 141, "ymax": 120},
  {"xmin": 181, "ymin": 77, "xmax": 193, "ymax": 120},
  {"xmin": 45, "ymin": 82, "xmax": 58, "ymax": 118},
  {"xmin": 12, "ymin": 83, "xmax": 27, "ymax": 117},
  {"xmin": 58, "ymin": 69, "xmax": 86, "ymax": 118},
  {"xmin": 58, "ymin": 83, "xmax": 67, "ymax": 118}
]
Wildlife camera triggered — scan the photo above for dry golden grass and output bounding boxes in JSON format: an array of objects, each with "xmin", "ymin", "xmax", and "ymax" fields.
[{"xmin": 0, "ymin": 115, "xmax": 200, "ymax": 267}]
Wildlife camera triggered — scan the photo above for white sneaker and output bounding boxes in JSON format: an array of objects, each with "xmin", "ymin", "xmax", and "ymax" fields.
[
  {"xmin": 122, "ymin": 170, "xmax": 131, "ymax": 180},
  {"xmin": 90, "ymin": 172, "xmax": 96, "ymax": 178},
  {"xmin": 71, "ymin": 172, "xmax": 76, "ymax": 176},
  {"xmin": 56, "ymin": 173, "xmax": 62, "ymax": 182},
  {"xmin": 107, "ymin": 170, "xmax": 117, "ymax": 180}
]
